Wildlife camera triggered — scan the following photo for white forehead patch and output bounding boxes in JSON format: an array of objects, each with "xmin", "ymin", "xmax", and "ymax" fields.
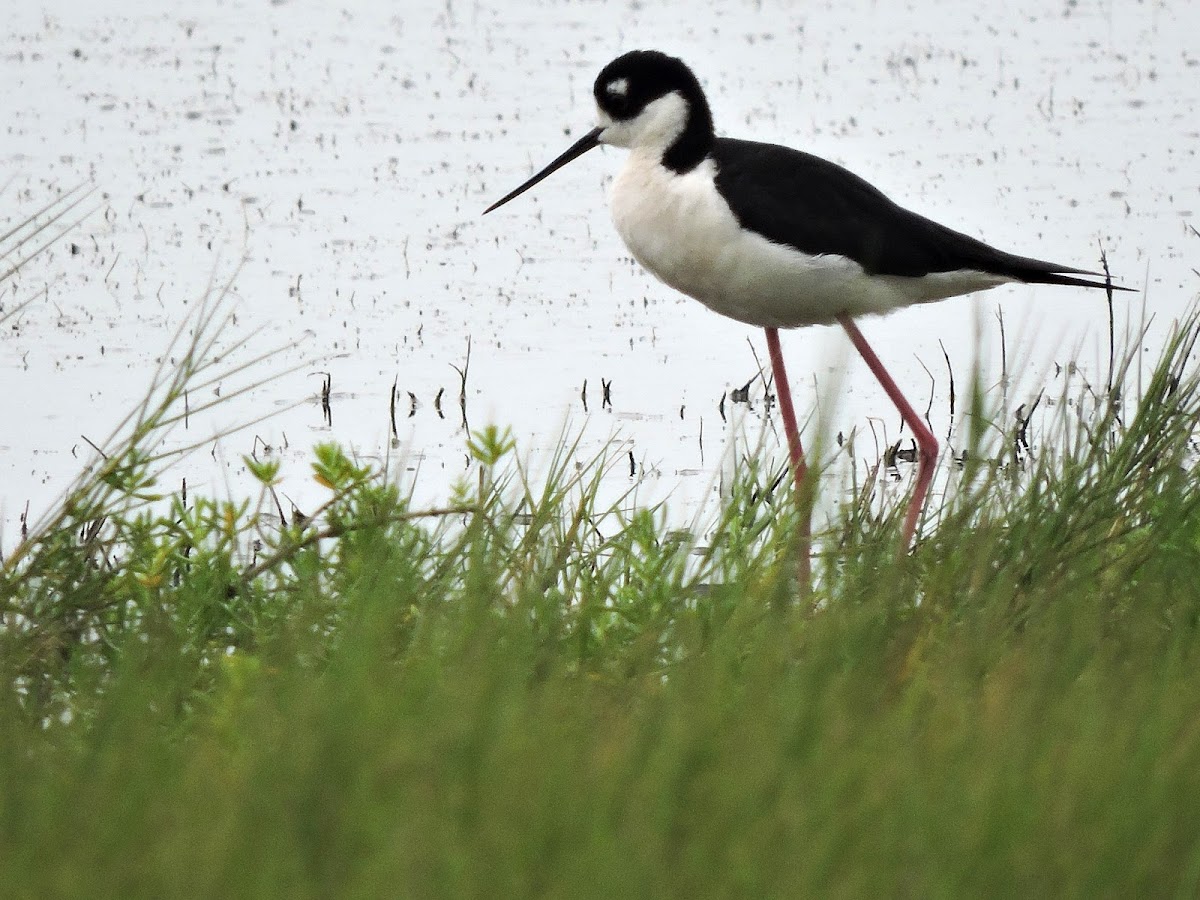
[{"xmin": 607, "ymin": 77, "xmax": 629, "ymax": 97}]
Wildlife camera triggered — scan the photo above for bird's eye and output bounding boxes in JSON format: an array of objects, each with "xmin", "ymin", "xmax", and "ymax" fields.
[{"xmin": 602, "ymin": 78, "xmax": 633, "ymax": 117}]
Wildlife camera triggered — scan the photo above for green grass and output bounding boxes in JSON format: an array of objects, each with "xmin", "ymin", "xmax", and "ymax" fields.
[{"xmin": 4, "ymin": 271, "xmax": 1200, "ymax": 895}]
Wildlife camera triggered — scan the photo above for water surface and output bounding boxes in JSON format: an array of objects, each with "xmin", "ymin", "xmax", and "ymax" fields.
[{"xmin": 2, "ymin": 0, "xmax": 1196, "ymax": 538}]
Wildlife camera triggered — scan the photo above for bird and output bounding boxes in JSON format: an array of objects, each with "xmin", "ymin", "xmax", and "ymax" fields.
[{"xmin": 483, "ymin": 49, "xmax": 1129, "ymax": 553}]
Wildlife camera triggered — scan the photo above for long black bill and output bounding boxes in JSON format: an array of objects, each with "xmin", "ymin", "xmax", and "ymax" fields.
[{"xmin": 483, "ymin": 126, "xmax": 603, "ymax": 214}]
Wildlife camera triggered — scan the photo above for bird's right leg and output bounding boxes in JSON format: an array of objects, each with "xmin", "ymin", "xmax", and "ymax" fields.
[{"xmin": 837, "ymin": 315, "xmax": 938, "ymax": 548}]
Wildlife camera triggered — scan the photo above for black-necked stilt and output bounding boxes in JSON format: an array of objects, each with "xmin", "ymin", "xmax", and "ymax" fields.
[{"xmin": 484, "ymin": 49, "xmax": 1130, "ymax": 550}]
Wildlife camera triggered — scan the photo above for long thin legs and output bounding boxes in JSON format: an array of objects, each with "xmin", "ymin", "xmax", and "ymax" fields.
[
  {"xmin": 837, "ymin": 314, "xmax": 939, "ymax": 546},
  {"xmin": 764, "ymin": 327, "xmax": 811, "ymax": 584},
  {"xmin": 765, "ymin": 319, "xmax": 937, "ymax": 564},
  {"xmin": 764, "ymin": 327, "xmax": 806, "ymax": 486}
]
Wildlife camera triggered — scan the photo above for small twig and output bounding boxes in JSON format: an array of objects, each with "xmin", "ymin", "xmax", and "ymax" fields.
[
  {"xmin": 1099, "ymin": 240, "xmax": 1116, "ymax": 394},
  {"xmin": 267, "ymin": 482, "xmax": 289, "ymax": 528},
  {"xmin": 318, "ymin": 372, "xmax": 332, "ymax": 426},
  {"xmin": 389, "ymin": 377, "xmax": 399, "ymax": 439},
  {"xmin": 80, "ymin": 434, "xmax": 108, "ymax": 460},
  {"xmin": 1013, "ymin": 389, "xmax": 1044, "ymax": 464},
  {"xmin": 747, "ymin": 336, "xmax": 770, "ymax": 397},
  {"xmin": 916, "ymin": 354, "xmax": 936, "ymax": 427},
  {"xmin": 939, "ymin": 339, "xmax": 956, "ymax": 420},
  {"xmin": 996, "ymin": 306, "xmax": 1008, "ymax": 388},
  {"xmin": 450, "ymin": 335, "xmax": 472, "ymax": 431}
]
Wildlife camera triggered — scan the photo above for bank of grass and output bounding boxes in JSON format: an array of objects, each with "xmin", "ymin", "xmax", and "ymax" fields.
[{"xmin": 3, "ymin": 294, "xmax": 1200, "ymax": 897}]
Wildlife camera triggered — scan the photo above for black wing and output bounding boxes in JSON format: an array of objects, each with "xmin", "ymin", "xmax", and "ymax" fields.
[{"xmin": 710, "ymin": 138, "xmax": 1117, "ymax": 289}]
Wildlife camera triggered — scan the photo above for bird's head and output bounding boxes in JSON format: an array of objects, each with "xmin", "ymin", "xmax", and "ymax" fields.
[{"xmin": 484, "ymin": 50, "xmax": 714, "ymax": 215}]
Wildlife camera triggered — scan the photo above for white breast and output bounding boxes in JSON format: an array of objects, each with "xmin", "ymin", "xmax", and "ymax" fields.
[{"xmin": 609, "ymin": 152, "xmax": 1009, "ymax": 329}]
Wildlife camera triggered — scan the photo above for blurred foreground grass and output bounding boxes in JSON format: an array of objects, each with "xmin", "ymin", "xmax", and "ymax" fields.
[{"xmin": 3, "ymin": 272, "xmax": 1200, "ymax": 895}]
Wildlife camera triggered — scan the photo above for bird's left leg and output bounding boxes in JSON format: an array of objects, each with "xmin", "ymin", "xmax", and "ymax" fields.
[{"xmin": 764, "ymin": 326, "xmax": 812, "ymax": 586}]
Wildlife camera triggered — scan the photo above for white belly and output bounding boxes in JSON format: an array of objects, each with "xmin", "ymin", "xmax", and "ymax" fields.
[{"xmin": 609, "ymin": 152, "xmax": 1008, "ymax": 329}]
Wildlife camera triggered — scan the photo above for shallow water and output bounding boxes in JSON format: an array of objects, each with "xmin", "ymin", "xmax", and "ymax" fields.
[{"xmin": 2, "ymin": 0, "xmax": 1197, "ymax": 540}]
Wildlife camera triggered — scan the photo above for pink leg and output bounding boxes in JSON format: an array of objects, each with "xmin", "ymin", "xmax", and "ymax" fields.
[
  {"xmin": 764, "ymin": 327, "xmax": 811, "ymax": 585},
  {"xmin": 837, "ymin": 314, "xmax": 938, "ymax": 547},
  {"xmin": 764, "ymin": 327, "xmax": 806, "ymax": 488}
]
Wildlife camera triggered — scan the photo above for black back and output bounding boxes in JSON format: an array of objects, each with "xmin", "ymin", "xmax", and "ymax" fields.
[{"xmin": 711, "ymin": 138, "xmax": 1101, "ymax": 283}]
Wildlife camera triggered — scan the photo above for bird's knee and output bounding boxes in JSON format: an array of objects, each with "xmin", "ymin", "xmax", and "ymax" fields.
[{"xmin": 919, "ymin": 435, "xmax": 940, "ymax": 467}]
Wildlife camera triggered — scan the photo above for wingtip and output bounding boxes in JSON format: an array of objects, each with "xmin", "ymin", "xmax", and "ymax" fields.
[{"xmin": 1034, "ymin": 271, "xmax": 1138, "ymax": 292}]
